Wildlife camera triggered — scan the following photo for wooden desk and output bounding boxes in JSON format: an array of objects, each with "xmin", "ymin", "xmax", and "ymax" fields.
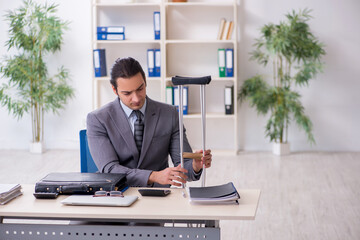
[{"xmin": 0, "ymin": 185, "xmax": 260, "ymax": 240}]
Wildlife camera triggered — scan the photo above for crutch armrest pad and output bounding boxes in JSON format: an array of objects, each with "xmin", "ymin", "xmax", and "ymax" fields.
[{"xmin": 171, "ymin": 76, "xmax": 211, "ymax": 85}]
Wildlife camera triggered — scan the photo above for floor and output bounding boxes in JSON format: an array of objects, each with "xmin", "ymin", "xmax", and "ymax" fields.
[{"xmin": 0, "ymin": 150, "xmax": 359, "ymax": 240}]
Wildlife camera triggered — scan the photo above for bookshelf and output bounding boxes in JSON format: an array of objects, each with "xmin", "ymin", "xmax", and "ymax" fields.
[{"xmin": 91, "ymin": 0, "xmax": 238, "ymax": 155}]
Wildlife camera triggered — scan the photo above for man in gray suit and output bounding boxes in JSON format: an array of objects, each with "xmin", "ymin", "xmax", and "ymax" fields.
[{"xmin": 87, "ymin": 57, "xmax": 212, "ymax": 187}]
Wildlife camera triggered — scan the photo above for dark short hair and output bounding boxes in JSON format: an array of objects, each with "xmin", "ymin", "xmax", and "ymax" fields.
[{"xmin": 110, "ymin": 57, "xmax": 146, "ymax": 89}]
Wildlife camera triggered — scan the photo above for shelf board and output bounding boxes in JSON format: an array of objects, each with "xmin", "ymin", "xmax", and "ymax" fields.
[
  {"xmin": 166, "ymin": 2, "xmax": 233, "ymax": 7},
  {"xmin": 95, "ymin": 3, "xmax": 160, "ymax": 7},
  {"xmin": 95, "ymin": 77, "xmax": 161, "ymax": 81},
  {"xmin": 96, "ymin": 2, "xmax": 233, "ymax": 7},
  {"xmin": 183, "ymin": 113, "xmax": 235, "ymax": 119},
  {"xmin": 165, "ymin": 39, "xmax": 235, "ymax": 44},
  {"xmin": 211, "ymin": 77, "xmax": 236, "ymax": 81},
  {"xmin": 95, "ymin": 40, "xmax": 161, "ymax": 44},
  {"xmin": 165, "ymin": 77, "xmax": 235, "ymax": 82}
]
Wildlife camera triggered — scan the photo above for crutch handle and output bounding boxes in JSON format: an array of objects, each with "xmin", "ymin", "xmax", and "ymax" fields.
[{"xmin": 183, "ymin": 152, "xmax": 203, "ymax": 160}]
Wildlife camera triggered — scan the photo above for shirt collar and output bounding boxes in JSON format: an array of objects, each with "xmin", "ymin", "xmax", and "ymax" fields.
[{"xmin": 120, "ymin": 98, "xmax": 147, "ymax": 118}]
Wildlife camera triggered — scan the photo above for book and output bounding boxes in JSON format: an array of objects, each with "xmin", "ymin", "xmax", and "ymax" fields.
[
  {"xmin": 154, "ymin": 11, "xmax": 160, "ymax": 40},
  {"xmin": 221, "ymin": 21, "xmax": 230, "ymax": 40},
  {"xmin": 225, "ymin": 86, "xmax": 234, "ymax": 114},
  {"xmin": 218, "ymin": 48, "xmax": 226, "ymax": 77},
  {"xmin": 0, "ymin": 184, "xmax": 22, "ymax": 205},
  {"xmin": 93, "ymin": 49, "xmax": 107, "ymax": 77},
  {"xmin": 188, "ymin": 182, "xmax": 240, "ymax": 205},
  {"xmin": 226, "ymin": 21, "xmax": 234, "ymax": 40},
  {"xmin": 217, "ymin": 18, "xmax": 226, "ymax": 40}
]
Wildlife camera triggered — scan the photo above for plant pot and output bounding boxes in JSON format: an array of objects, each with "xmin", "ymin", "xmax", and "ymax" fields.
[
  {"xmin": 30, "ymin": 141, "xmax": 45, "ymax": 154},
  {"xmin": 272, "ymin": 142, "xmax": 290, "ymax": 156}
]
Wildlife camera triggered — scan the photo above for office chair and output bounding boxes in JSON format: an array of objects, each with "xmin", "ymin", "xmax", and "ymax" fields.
[{"xmin": 79, "ymin": 129, "xmax": 98, "ymax": 173}]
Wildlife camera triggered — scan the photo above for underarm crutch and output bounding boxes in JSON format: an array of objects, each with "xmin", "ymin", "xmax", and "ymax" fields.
[{"xmin": 171, "ymin": 75, "xmax": 211, "ymax": 187}]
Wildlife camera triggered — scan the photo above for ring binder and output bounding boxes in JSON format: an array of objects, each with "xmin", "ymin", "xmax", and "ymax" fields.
[
  {"xmin": 218, "ymin": 48, "xmax": 226, "ymax": 77},
  {"xmin": 225, "ymin": 48, "xmax": 234, "ymax": 77},
  {"xmin": 225, "ymin": 86, "xmax": 234, "ymax": 115},
  {"xmin": 154, "ymin": 11, "xmax": 161, "ymax": 40},
  {"xmin": 154, "ymin": 49, "xmax": 161, "ymax": 77},
  {"xmin": 147, "ymin": 49, "xmax": 155, "ymax": 77},
  {"xmin": 93, "ymin": 49, "xmax": 107, "ymax": 77}
]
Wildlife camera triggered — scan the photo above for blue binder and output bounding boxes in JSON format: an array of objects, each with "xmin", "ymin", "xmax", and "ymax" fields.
[
  {"xmin": 97, "ymin": 26, "xmax": 125, "ymax": 34},
  {"xmin": 225, "ymin": 48, "xmax": 234, "ymax": 77},
  {"xmin": 154, "ymin": 49, "xmax": 161, "ymax": 77},
  {"xmin": 93, "ymin": 49, "xmax": 107, "ymax": 77},
  {"xmin": 153, "ymin": 11, "xmax": 160, "ymax": 40},
  {"xmin": 97, "ymin": 33, "xmax": 125, "ymax": 41},
  {"xmin": 173, "ymin": 86, "xmax": 188, "ymax": 115},
  {"xmin": 147, "ymin": 49, "xmax": 155, "ymax": 77}
]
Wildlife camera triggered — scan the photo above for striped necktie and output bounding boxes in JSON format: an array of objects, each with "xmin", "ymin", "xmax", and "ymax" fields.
[{"xmin": 133, "ymin": 110, "xmax": 144, "ymax": 153}]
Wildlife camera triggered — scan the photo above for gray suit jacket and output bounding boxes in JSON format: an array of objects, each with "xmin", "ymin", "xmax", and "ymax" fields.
[{"xmin": 86, "ymin": 97, "xmax": 201, "ymax": 187}]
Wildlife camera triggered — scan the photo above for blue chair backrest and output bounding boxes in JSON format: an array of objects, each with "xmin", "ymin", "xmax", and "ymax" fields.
[{"xmin": 79, "ymin": 129, "xmax": 98, "ymax": 173}]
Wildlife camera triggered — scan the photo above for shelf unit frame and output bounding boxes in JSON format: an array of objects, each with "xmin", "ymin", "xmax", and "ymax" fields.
[{"xmin": 91, "ymin": 0, "xmax": 238, "ymax": 155}]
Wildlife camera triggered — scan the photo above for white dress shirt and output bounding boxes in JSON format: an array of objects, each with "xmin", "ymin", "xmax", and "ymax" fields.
[{"xmin": 120, "ymin": 99, "xmax": 147, "ymax": 135}]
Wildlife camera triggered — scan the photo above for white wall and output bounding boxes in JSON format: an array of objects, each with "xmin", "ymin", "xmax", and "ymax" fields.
[
  {"xmin": 0, "ymin": 0, "xmax": 359, "ymax": 151},
  {"xmin": 0, "ymin": 0, "xmax": 93, "ymax": 149},
  {"xmin": 238, "ymin": 0, "xmax": 360, "ymax": 151}
]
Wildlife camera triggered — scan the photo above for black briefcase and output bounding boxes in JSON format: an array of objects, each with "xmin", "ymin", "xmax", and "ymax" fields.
[{"xmin": 34, "ymin": 172, "xmax": 127, "ymax": 199}]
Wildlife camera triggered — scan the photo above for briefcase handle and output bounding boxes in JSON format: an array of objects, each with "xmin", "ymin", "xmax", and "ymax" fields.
[{"xmin": 60, "ymin": 184, "xmax": 90, "ymax": 194}]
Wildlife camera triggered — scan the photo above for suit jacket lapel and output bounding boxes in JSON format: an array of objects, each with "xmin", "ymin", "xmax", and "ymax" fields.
[
  {"xmin": 138, "ymin": 97, "xmax": 159, "ymax": 167},
  {"xmin": 109, "ymin": 98, "xmax": 140, "ymax": 162}
]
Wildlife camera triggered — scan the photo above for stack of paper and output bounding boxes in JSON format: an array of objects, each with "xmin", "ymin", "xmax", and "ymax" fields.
[
  {"xmin": 188, "ymin": 182, "xmax": 240, "ymax": 205},
  {"xmin": 0, "ymin": 184, "xmax": 22, "ymax": 205}
]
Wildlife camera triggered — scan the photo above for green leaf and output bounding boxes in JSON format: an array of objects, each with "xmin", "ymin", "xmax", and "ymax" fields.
[
  {"xmin": 239, "ymin": 8, "xmax": 324, "ymax": 144},
  {"xmin": 0, "ymin": 0, "xmax": 74, "ymax": 141}
]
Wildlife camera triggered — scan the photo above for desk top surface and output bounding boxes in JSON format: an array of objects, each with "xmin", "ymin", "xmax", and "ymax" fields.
[{"xmin": 0, "ymin": 185, "xmax": 260, "ymax": 221}]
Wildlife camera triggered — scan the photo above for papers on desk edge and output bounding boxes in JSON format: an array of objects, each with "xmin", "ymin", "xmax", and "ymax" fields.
[
  {"xmin": 0, "ymin": 184, "xmax": 22, "ymax": 205},
  {"xmin": 188, "ymin": 182, "xmax": 240, "ymax": 205}
]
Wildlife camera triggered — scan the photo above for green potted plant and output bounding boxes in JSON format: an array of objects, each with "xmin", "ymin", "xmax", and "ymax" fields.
[
  {"xmin": 0, "ymin": 0, "xmax": 74, "ymax": 153},
  {"xmin": 239, "ymin": 9, "xmax": 325, "ymax": 155}
]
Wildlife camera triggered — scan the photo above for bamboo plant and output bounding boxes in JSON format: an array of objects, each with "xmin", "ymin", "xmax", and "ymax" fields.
[
  {"xmin": 239, "ymin": 9, "xmax": 325, "ymax": 144},
  {"xmin": 0, "ymin": 0, "xmax": 74, "ymax": 144}
]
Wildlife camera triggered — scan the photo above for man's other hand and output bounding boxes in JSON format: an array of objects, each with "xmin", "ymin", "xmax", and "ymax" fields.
[
  {"xmin": 192, "ymin": 149, "xmax": 212, "ymax": 173},
  {"xmin": 148, "ymin": 165, "xmax": 188, "ymax": 187}
]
